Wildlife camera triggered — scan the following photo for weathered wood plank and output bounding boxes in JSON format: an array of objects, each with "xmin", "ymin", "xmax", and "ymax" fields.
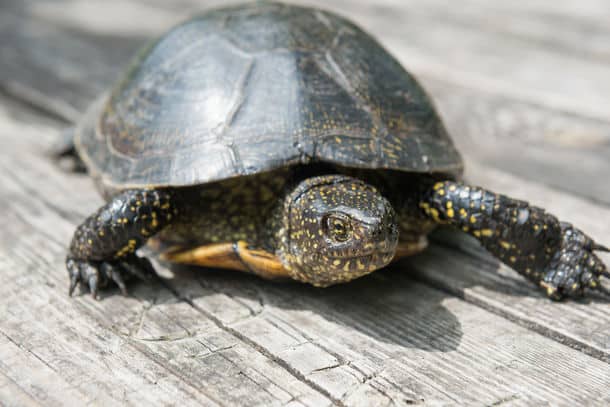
[
  {"xmin": 163, "ymin": 265, "xmax": 610, "ymax": 405},
  {"xmin": 2, "ymin": 0, "xmax": 609, "ymax": 204},
  {"xmin": 0, "ymin": 332, "xmax": 84, "ymax": 406},
  {"xmin": 423, "ymin": 80, "xmax": 610, "ymax": 205}
]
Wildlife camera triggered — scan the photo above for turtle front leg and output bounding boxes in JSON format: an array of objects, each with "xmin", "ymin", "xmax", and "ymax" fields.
[
  {"xmin": 420, "ymin": 181, "xmax": 609, "ymax": 300},
  {"xmin": 67, "ymin": 189, "xmax": 177, "ymax": 299}
]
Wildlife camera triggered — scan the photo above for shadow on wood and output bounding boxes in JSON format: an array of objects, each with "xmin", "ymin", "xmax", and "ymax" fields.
[{"xmin": 109, "ymin": 261, "xmax": 465, "ymax": 353}]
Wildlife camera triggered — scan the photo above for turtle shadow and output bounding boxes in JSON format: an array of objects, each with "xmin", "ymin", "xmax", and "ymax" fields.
[{"xmin": 146, "ymin": 262, "xmax": 464, "ymax": 353}]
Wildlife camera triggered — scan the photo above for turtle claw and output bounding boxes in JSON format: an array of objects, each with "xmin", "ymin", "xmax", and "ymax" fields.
[
  {"xmin": 101, "ymin": 262, "xmax": 128, "ymax": 296},
  {"xmin": 88, "ymin": 274, "xmax": 100, "ymax": 300},
  {"xmin": 67, "ymin": 258, "xmax": 80, "ymax": 296},
  {"xmin": 540, "ymin": 225, "xmax": 609, "ymax": 300},
  {"xmin": 120, "ymin": 255, "xmax": 156, "ymax": 282},
  {"xmin": 65, "ymin": 254, "xmax": 156, "ymax": 298}
]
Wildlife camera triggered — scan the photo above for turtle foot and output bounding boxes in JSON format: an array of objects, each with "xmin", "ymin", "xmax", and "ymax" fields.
[
  {"xmin": 540, "ymin": 224, "xmax": 609, "ymax": 300},
  {"xmin": 66, "ymin": 254, "xmax": 156, "ymax": 300}
]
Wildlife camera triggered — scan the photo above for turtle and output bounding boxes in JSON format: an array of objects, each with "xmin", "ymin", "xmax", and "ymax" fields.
[{"xmin": 63, "ymin": 1, "xmax": 609, "ymax": 301}]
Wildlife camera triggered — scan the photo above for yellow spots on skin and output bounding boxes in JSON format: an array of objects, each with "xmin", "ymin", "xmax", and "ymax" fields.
[
  {"xmin": 590, "ymin": 280, "xmax": 597, "ymax": 288},
  {"xmin": 481, "ymin": 229, "xmax": 493, "ymax": 237},
  {"xmin": 459, "ymin": 208, "xmax": 467, "ymax": 218},
  {"xmin": 343, "ymin": 261, "xmax": 351, "ymax": 272},
  {"xmin": 533, "ymin": 224, "xmax": 540, "ymax": 231},
  {"xmin": 437, "ymin": 189, "xmax": 445, "ymax": 196},
  {"xmin": 357, "ymin": 261, "xmax": 365, "ymax": 270},
  {"xmin": 333, "ymin": 259, "xmax": 341, "ymax": 266},
  {"xmin": 448, "ymin": 185, "xmax": 457, "ymax": 192},
  {"xmin": 571, "ymin": 283, "xmax": 579, "ymax": 291},
  {"xmin": 473, "ymin": 230, "xmax": 481, "ymax": 237},
  {"xmin": 99, "ymin": 231, "xmax": 105, "ymax": 237},
  {"xmin": 469, "ymin": 215, "xmax": 477, "ymax": 224},
  {"xmin": 115, "ymin": 239, "xmax": 137, "ymax": 257},
  {"xmin": 161, "ymin": 203, "xmax": 170, "ymax": 210},
  {"xmin": 500, "ymin": 241, "xmax": 511, "ymax": 250},
  {"xmin": 462, "ymin": 226, "xmax": 469, "ymax": 232},
  {"xmin": 433, "ymin": 182, "xmax": 444, "ymax": 190},
  {"xmin": 525, "ymin": 268, "xmax": 531, "ymax": 274},
  {"xmin": 509, "ymin": 256, "xmax": 517, "ymax": 263},
  {"xmin": 446, "ymin": 202, "xmax": 453, "ymax": 209},
  {"xmin": 141, "ymin": 228, "xmax": 150, "ymax": 236},
  {"xmin": 481, "ymin": 204, "xmax": 486, "ymax": 210},
  {"xmin": 130, "ymin": 206, "xmax": 136, "ymax": 212},
  {"xmin": 87, "ymin": 239, "xmax": 93, "ymax": 245},
  {"xmin": 446, "ymin": 208, "xmax": 454, "ymax": 218}
]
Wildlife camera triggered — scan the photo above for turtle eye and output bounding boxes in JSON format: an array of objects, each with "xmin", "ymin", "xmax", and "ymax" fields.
[{"xmin": 324, "ymin": 213, "xmax": 353, "ymax": 242}]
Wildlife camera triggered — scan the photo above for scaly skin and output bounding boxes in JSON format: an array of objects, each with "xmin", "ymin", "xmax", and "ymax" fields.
[
  {"xmin": 66, "ymin": 172, "xmax": 609, "ymax": 301},
  {"xmin": 420, "ymin": 181, "xmax": 610, "ymax": 300},
  {"xmin": 67, "ymin": 189, "xmax": 176, "ymax": 298}
]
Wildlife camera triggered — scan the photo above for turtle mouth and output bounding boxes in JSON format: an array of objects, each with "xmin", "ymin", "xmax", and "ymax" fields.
[
  {"xmin": 328, "ymin": 251, "xmax": 395, "ymax": 272},
  {"xmin": 328, "ymin": 251, "xmax": 394, "ymax": 260}
]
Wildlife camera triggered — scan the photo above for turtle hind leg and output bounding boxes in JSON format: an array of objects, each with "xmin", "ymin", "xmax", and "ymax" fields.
[
  {"xmin": 161, "ymin": 241, "xmax": 291, "ymax": 281},
  {"xmin": 53, "ymin": 127, "xmax": 87, "ymax": 173},
  {"xmin": 420, "ymin": 181, "xmax": 609, "ymax": 300}
]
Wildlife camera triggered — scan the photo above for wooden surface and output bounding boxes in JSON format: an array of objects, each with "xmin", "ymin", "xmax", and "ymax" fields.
[{"xmin": 1, "ymin": 0, "xmax": 609, "ymax": 405}]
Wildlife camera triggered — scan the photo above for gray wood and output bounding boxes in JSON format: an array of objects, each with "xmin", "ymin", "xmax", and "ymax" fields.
[{"xmin": 1, "ymin": 0, "xmax": 610, "ymax": 405}]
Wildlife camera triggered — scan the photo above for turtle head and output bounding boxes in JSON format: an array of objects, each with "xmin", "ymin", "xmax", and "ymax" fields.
[{"xmin": 279, "ymin": 175, "xmax": 398, "ymax": 286}]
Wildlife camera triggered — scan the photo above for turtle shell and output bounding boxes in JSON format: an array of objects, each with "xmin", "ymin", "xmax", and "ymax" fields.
[{"xmin": 76, "ymin": 1, "xmax": 463, "ymax": 189}]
